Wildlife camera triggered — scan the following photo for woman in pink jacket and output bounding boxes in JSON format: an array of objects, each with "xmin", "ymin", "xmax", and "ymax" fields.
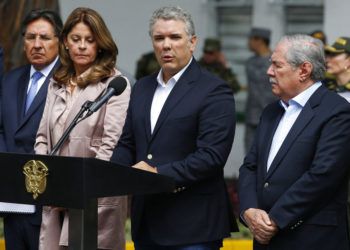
[{"xmin": 35, "ymin": 7, "xmax": 130, "ymax": 250}]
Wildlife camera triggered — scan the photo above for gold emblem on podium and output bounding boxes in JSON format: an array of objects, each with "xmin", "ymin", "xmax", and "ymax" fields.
[{"xmin": 23, "ymin": 160, "xmax": 48, "ymax": 199}]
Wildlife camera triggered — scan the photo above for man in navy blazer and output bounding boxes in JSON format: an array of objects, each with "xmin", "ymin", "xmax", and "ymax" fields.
[
  {"xmin": 112, "ymin": 6, "xmax": 238, "ymax": 250},
  {"xmin": 0, "ymin": 9, "xmax": 62, "ymax": 250},
  {"xmin": 239, "ymin": 34, "xmax": 350, "ymax": 250}
]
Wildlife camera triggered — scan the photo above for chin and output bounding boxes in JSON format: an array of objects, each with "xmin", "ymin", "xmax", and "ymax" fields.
[{"xmin": 271, "ymin": 88, "xmax": 280, "ymax": 96}]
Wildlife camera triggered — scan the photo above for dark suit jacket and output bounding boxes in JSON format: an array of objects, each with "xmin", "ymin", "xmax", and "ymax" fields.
[
  {"xmin": 0, "ymin": 61, "xmax": 59, "ymax": 225},
  {"xmin": 0, "ymin": 47, "xmax": 3, "ymax": 82},
  {"xmin": 112, "ymin": 59, "xmax": 238, "ymax": 246},
  {"xmin": 239, "ymin": 85, "xmax": 350, "ymax": 250}
]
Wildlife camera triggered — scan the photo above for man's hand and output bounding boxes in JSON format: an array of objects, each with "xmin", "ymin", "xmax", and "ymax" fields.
[
  {"xmin": 132, "ymin": 161, "xmax": 157, "ymax": 173},
  {"xmin": 243, "ymin": 208, "xmax": 278, "ymax": 245}
]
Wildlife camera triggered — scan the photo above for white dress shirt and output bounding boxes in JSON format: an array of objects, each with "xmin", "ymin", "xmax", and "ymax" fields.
[
  {"xmin": 267, "ymin": 82, "xmax": 322, "ymax": 171},
  {"xmin": 27, "ymin": 56, "xmax": 59, "ymax": 95},
  {"xmin": 150, "ymin": 58, "xmax": 192, "ymax": 133}
]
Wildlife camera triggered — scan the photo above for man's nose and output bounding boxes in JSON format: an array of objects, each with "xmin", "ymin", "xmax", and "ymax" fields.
[
  {"xmin": 163, "ymin": 38, "xmax": 171, "ymax": 49},
  {"xmin": 33, "ymin": 37, "xmax": 43, "ymax": 48},
  {"xmin": 267, "ymin": 65, "xmax": 274, "ymax": 76}
]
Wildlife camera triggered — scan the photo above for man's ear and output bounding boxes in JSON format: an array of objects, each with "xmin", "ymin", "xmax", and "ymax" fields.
[
  {"xmin": 299, "ymin": 61, "xmax": 313, "ymax": 82},
  {"xmin": 189, "ymin": 35, "xmax": 197, "ymax": 53}
]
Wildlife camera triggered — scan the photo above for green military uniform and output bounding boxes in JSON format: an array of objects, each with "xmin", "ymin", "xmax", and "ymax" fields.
[
  {"xmin": 199, "ymin": 59, "xmax": 241, "ymax": 93},
  {"xmin": 199, "ymin": 38, "xmax": 241, "ymax": 93},
  {"xmin": 324, "ymin": 36, "xmax": 350, "ymax": 240},
  {"xmin": 324, "ymin": 76, "xmax": 350, "ymax": 93},
  {"xmin": 135, "ymin": 51, "xmax": 160, "ymax": 80}
]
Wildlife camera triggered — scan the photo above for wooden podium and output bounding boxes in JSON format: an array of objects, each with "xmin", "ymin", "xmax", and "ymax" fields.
[{"xmin": 0, "ymin": 152, "xmax": 174, "ymax": 250}]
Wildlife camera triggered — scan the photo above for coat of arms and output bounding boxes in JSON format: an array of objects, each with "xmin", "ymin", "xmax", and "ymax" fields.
[{"xmin": 23, "ymin": 160, "xmax": 48, "ymax": 199}]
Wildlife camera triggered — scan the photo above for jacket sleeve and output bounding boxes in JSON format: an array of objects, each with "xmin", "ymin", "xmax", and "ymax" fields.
[
  {"xmin": 238, "ymin": 124, "xmax": 261, "ymax": 215},
  {"xmin": 110, "ymin": 84, "xmax": 137, "ymax": 167},
  {"xmin": 0, "ymin": 65, "xmax": 5, "ymax": 152}
]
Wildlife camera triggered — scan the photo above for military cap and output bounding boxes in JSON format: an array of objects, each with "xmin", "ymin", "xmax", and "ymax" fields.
[
  {"xmin": 310, "ymin": 30, "xmax": 327, "ymax": 44},
  {"xmin": 325, "ymin": 37, "xmax": 350, "ymax": 54},
  {"xmin": 203, "ymin": 38, "xmax": 221, "ymax": 52},
  {"xmin": 249, "ymin": 27, "xmax": 271, "ymax": 40}
]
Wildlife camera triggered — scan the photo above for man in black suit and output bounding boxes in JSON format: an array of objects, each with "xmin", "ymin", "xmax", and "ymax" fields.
[
  {"xmin": 0, "ymin": 9, "xmax": 62, "ymax": 250},
  {"xmin": 112, "ymin": 6, "xmax": 238, "ymax": 250},
  {"xmin": 239, "ymin": 34, "xmax": 350, "ymax": 250}
]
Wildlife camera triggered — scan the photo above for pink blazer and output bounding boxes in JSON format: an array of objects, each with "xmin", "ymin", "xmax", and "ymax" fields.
[{"xmin": 35, "ymin": 70, "xmax": 131, "ymax": 250}]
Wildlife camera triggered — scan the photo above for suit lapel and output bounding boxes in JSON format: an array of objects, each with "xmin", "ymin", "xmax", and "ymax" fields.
[
  {"xmin": 150, "ymin": 60, "xmax": 199, "ymax": 142},
  {"xmin": 16, "ymin": 67, "xmax": 30, "ymax": 123},
  {"xmin": 143, "ymin": 75, "xmax": 158, "ymax": 142},
  {"xmin": 18, "ymin": 62, "xmax": 59, "ymax": 131},
  {"xmin": 265, "ymin": 86, "xmax": 326, "ymax": 179},
  {"xmin": 261, "ymin": 104, "xmax": 285, "ymax": 177}
]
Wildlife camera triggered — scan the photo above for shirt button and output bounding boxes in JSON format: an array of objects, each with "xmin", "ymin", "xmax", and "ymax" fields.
[
  {"xmin": 147, "ymin": 154, "xmax": 153, "ymax": 160},
  {"xmin": 264, "ymin": 182, "xmax": 269, "ymax": 188}
]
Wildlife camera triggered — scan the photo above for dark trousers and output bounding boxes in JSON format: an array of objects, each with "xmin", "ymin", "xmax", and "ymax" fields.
[
  {"xmin": 134, "ymin": 240, "xmax": 222, "ymax": 250},
  {"xmin": 3, "ymin": 213, "xmax": 41, "ymax": 250}
]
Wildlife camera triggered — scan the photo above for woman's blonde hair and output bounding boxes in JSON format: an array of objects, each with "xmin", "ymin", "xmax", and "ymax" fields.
[{"xmin": 54, "ymin": 7, "xmax": 118, "ymax": 87}]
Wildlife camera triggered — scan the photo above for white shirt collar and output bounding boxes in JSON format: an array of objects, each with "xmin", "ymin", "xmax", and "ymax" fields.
[
  {"xmin": 156, "ymin": 57, "xmax": 193, "ymax": 87},
  {"xmin": 280, "ymin": 81, "xmax": 322, "ymax": 110},
  {"xmin": 30, "ymin": 56, "xmax": 59, "ymax": 78}
]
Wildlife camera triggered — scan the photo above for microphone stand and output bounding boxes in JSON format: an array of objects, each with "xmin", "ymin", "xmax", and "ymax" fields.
[
  {"xmin": 48, "ymin": 100, "xmax": 99, "ymax": 250},
  {"xmin": 50, "ymin": 100, "xmax": 93, "ymax": 156}
]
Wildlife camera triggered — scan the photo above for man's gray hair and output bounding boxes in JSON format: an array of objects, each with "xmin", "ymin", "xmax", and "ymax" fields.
[
  {"xmin": 280, "ymin": 34, "xmax": 326, "ymax": 82},
  {"xmin": 149, "ymin": 6, "xmax": 195, "ymax": 38}
]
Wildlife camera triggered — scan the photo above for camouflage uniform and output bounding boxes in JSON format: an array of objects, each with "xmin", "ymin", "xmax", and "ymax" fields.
[
  {"xmin": 135, "ymin": 51, "xmax": 160, "ymax": 80},
  {"xmin": 199, "ymin": 38, "xmax": 240, "ymax": 93},
  {"xmin": 325, "ymin": 36, "xmax": 350, "ymax": 239},
  {"xmin": 199, "ymin": 59, "xmax": 241, "ymax": 93}
]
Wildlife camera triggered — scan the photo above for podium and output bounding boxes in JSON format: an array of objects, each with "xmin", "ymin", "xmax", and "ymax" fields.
[{"xmin": 0, "ymin": 152, "xmax": 174, "ymax": 250}]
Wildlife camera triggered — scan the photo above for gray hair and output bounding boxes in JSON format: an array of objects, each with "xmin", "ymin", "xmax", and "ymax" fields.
[
  {"xmin": 279, "ymin": 34, "xmax": 326, "ymax": 81},
  {"xmin": 149, "ymin": 6, "xmax": 195, "ymax": 38}
]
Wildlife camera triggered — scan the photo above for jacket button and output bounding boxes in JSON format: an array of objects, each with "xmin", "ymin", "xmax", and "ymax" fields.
[
  {"xmin": 147, "ymin": 154, "xmax": 153, "ymax": 160},
  {"xmin": 264, "ymin": 182, "xmax": 269, "ymax": 188}
]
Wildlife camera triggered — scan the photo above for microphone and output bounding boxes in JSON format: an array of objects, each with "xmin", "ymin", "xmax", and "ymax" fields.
[
  {"xmin": 86, "ymin": 76, "xmax": 127, "ymax": 117},
  {"xmin": 50, "ymin": 76, "xmax": 127, "ymax": 155}
]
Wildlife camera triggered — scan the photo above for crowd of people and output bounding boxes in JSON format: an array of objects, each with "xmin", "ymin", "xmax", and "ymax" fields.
[{"xmin": 0, "ymin": 4, "xmax": 350, "ymax": 250}]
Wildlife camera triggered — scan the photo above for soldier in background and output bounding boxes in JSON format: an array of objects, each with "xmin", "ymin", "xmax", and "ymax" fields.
[
  {"xmin": 199, "ymin": 38, "xmax": 241, "ymax": 93},
  {"xmin": 244, "ymin": 27, "xmax": 277, "ymax": 153},
  {"xmin": 310, "ymin": 30, "xmax": 327, "ymax": 45},
  {"xmin": 309, "ymin": 30, "xmax": 338, "ymax": 91},
  {"xmin": 135, "ymin": 51, "xmax": 160, "ymax": 80}
]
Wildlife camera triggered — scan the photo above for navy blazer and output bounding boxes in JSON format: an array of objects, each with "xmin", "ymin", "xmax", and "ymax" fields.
[
  {"xmin": 0, "ymin": 62, "xmax": 58, "ymax": 224},
  {"xmin": 0, "ymin": 62, "xmax": 58, "ymax": 153},
  {"xmin": 239, "ymin": 85, "xmax": 350, "ymax": 250},
  {"xmin": 112, "ymin": 59, "xmax": 238, "ymax": 245},
  {"xmin": 0, "ymin": 47, "xmax": 3, "ymax": 82}
]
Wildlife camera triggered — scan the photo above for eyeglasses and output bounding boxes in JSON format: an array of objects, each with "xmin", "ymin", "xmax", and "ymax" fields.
[{"xmin": 24, "ymin": 33, "xmax": 57, "ymax": 42}]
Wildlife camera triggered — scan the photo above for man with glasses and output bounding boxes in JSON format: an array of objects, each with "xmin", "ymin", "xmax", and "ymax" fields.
[{"xmin": 0, "ymin": 9, "xmax": 62, "ymax": 250}]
